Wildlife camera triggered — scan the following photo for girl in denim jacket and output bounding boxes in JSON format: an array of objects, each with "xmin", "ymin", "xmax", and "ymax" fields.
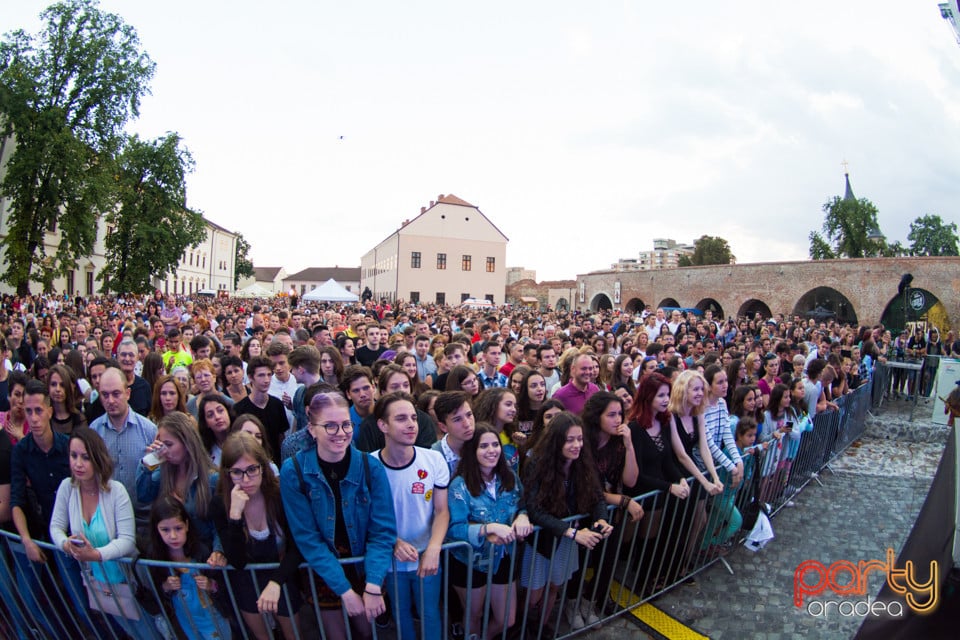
[
  {"xmin": 448, "ymin": 423, "xmax": 532, "ymax": 639},
  {"xmin": 279, "ymin": 392, "xmax": 397, "ymax": 640}
]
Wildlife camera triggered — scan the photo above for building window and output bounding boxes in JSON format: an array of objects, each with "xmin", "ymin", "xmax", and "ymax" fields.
[
  {"xmin": 462, "ymin": 255, "xmax": 472, "ymax": 271},
  {"xmin": 301, "ymin": 285, "xmax": 306, "ymax": 295},
  {"xmin": 485, "ymin": 294, "xmax": 494, "ymax": 303},
  {"xmin": 86, "ymin": 271, "xmax": 94, "ymax": 295},
  {"xmin": 66, "ymin": 270, "xmax": 75, "ymax": 295},
  {"xmin": 461, "ymin": 293, "xmax": 470, "ymax": 303},
  {"xmin": 202, "ymin": 255, "xmax": 206, "ymax": 268},
  {"xmin": 436, "ymin": 292, "xmax": 445, "ymax": 305},
  {"xmin": 486, "ymin": 257, "xmax": 495, "ymax": 272},
  {"xmin": 410, "ymin": 291, "xmax": 420, "ymax": 303},
  {"xmin": 411, "ymin": 252, "xmax": 421, "ymax": 269},
  {"xmin": 437, "ymin": 253, "xmax": 446, "ymax": 270}
]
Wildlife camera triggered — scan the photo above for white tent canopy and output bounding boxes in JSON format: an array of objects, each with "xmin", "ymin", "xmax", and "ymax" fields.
[
  {"xmin": 301, "ymin": 278, "xmax": 359, "ymax": 302},
  {"xmin": 234, "ymin": 282, "xmax": 273, "ymax": 298}
]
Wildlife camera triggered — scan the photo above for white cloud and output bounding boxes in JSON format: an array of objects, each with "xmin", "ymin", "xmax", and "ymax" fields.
[{"xmin": 5, "ymin": 0, "xmax": 960, "ymax": 281}]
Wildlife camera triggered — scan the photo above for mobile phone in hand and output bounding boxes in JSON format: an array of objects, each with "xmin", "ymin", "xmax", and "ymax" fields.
[{"xmin": 69, "ymin": 537, "xmax": 86, "ymax": 546}]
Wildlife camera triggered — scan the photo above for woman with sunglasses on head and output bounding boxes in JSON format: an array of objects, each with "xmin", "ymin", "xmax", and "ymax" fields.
[{"xmin": 756, "ymin": 353, "xmax": 782, "ymax": 409}]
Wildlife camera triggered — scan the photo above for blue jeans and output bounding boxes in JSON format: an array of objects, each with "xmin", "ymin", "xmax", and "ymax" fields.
[{"xmin": 385, "ymin": 569, "xmax": 442, "ymax": 640}]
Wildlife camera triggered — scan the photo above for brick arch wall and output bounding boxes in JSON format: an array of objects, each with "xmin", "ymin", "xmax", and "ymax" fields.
[{"xmin": 578, "ymin": 257, "xmax": 960, "ymax": 328}]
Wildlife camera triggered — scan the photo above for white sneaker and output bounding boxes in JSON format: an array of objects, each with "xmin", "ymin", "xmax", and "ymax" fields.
[
  {"xmin": 565, "ymin": 599, "xmax": 585, "ymax": 629},
  {"xmin": 580, "ymin": 600, "xmax": 601, "ymax": 626}
]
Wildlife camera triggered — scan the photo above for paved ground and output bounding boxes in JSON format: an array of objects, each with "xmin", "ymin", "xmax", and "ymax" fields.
[{"xmin": 578, "ymin": 398, "xmax": 948, "ymax": 640}]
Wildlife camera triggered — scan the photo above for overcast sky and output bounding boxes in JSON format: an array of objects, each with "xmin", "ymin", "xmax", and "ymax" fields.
[{"xmin": 7, "ymin": 0, "xmax": 960, "ymax": 281}]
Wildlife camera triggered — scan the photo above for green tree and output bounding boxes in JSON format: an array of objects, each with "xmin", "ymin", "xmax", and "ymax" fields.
[
  {"xmin": 808, "ymin": 231, "xmax": 836, "ymax": 260},
  {"xmin": 809, "ymin": 196, "xmax": 886, "ymax": 259},
  {"xmin": 882, "ymin": 240, "xmax": 908, "ymax": 257},
  {"xmin": 907, "ymin": 214, "xmax": 959, "ymax": 256},
  {"xmin": 679, "ymin": 235, "xmax": 735, "ymax": 266},
  {"xmin": 100, "ymin": 133, "xmax": 204, "ymax": 294},
  {"xmin": 234, "ymin": 233, "xmax": 254, "ymax": 288},
  {"xmin": 0, "ymin": 0, "xmax": 154, "ymax": 294}
]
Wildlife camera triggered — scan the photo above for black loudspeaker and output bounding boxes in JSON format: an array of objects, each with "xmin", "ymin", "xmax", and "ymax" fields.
[{"xmin": 897, "ymin": 273, "xmax": 913, "ymax": 296}]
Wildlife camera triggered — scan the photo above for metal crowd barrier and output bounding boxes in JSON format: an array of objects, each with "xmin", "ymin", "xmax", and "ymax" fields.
[
  {"xmin": 0, "ymin": 382, "xmax": 875, "ymax": 640},
  {"xmin": 873, "ymin": 356, "xmax": 944, "ymax": 420}
]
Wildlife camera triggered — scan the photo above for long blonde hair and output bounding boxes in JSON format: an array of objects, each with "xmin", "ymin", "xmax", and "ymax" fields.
[{"xmin": 668, "ymin": 370, "xmax": 708, "ymax": 417}]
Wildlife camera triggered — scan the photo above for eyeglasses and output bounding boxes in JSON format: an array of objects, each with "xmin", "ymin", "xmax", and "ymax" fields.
[
  {"xmin": 313, "ymin": 421, "xmax": 354, "ymax": 436},
  {"xmin": 228, "ymin": 464, "xmax": 262, "ymax": 481}
]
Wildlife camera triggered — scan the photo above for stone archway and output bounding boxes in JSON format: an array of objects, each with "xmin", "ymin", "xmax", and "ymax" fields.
[
  {"xmin": 591, "ymin": 293, "xmax": 613, "ymax": 312},
  {"xmin": 658, "ymin": 297, "xmax": 680, "ymax": 309},
  {"xmin": 793, "ymin": 286, "xmax": 858, "ymax": 326},
  {"xmin": 696, "ymin": 298, "xmax": 724, "ymax": 319},
  {"xmin": 624, "ymin": 298, "xmax": 645, "ymax": 314},
  {"xmin": 555, "ymin": 297, "xmax": 569, "ymax": 311},
  {"xmin": 880, "ymin": 288, "xmax": 950, "ymax": 333},
  {"xmin": 738, "ymin": 299, "xmax": 773, "ymax": 321}
]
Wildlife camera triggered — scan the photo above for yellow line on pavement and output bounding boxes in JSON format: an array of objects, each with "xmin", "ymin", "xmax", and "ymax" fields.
[{"xmin": 609, "ymin": 580, "xmax": 710, "ymax": 640}]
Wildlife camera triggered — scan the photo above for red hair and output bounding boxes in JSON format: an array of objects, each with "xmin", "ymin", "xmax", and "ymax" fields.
[{"xmin": 630, "ymin": 372, "xmax": 672, "ymax": 429}]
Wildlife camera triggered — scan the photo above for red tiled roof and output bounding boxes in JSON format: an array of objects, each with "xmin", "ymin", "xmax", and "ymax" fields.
[{"xmin": 437, "ymin": 194, "xmax": 474, "ymax": 207}]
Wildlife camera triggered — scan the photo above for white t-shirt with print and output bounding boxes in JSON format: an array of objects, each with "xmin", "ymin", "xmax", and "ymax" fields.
[{"xmin": 374, "ymin": 447, "xmax": 450, "ymax": 573}]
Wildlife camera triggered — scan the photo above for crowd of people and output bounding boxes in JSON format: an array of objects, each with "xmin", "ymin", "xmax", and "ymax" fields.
[{"xmin": 0, "ymin": 290, "xmax": 945, "ymax": 639}]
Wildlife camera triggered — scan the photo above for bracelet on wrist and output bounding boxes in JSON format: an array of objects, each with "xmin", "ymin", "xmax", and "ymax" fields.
[
  {"xmin": 364, "ymin": 589, "xmax": 382, "ymax": 597},
  {"xmin": 620, "ymin": 495, "xmax": 630, "ymax": 509}
]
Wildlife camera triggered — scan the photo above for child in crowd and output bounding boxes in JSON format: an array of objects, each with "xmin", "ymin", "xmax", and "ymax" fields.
[{"xmin": 147, "ymin": 496, "xmax": 231, "ymax": 640}]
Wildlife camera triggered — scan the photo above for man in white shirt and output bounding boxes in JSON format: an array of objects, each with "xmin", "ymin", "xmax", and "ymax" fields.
[
  {"xmin": 374, "ymin": 392, "xmax": 449, "ymax": 640},
  {"xmin": 266, "ymin": 341, "xmax": 301, "ymax": 411}
]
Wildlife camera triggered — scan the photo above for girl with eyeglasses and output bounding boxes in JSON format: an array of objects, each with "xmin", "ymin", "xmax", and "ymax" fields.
[
  {"xmin": 279, "ymin": 392, "xmax": 396, "ymax": 639},
  {"xmin": 230, "ymin": 413, "xmax": 280, "ymax": 476},
  {"xmin": 212, "ymin": 432, "xmax": 302, "ymax": 639}
]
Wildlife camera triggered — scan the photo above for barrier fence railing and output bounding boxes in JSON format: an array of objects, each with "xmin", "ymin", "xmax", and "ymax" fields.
[{"xmin": 0, "ymin": 380, "xmax": 876, "ymax": 640}]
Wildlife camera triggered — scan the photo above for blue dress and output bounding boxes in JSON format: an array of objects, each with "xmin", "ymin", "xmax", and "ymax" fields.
[{"xmin": 169, "ymin": 569, "xmax": 231, "ymax": 640}]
